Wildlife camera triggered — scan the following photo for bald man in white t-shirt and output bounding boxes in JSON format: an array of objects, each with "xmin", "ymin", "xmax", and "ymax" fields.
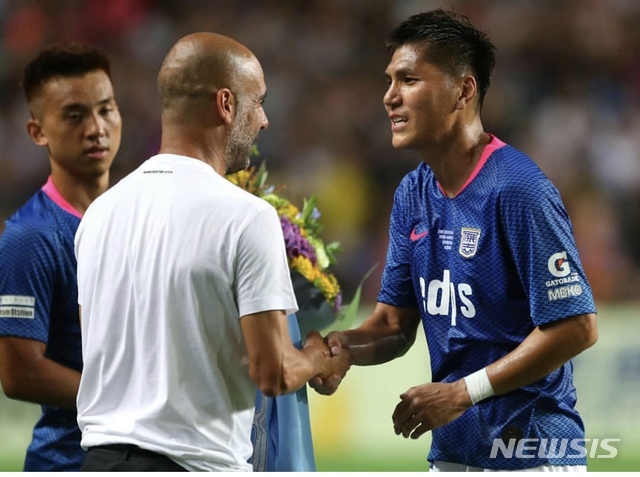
[{"xmin": 74, "ymin": 32, "xmax": 349, "ymax": 472}]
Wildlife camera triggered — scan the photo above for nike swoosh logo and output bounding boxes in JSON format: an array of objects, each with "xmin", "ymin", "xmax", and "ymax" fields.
[{"xmin": 410, "ymin": 227, "xmax": 429, "ymax": 241}]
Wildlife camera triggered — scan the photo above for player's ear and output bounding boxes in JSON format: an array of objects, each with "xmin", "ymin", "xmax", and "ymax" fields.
[
  {"xmin": 455, "ymin": 75, "xmax": 477, "ymax": 111},
  {"xmin": 216, "ymin": 88, "xmax": 236, "ymax": 124},
  {"xmin": 26, "ymin": 118, "xmax": 48, "ymax": 147}
]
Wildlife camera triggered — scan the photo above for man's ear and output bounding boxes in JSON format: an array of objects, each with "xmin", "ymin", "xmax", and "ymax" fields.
[
  {"xmin": 216, "ymin": 88, "xmax": 236, "ymax": 124},
  {"xmin": 26, "ymin": 118, "xmax": 48, "ymax": 146},
  {"xmin": 455, "ymin": 75, "xmax": 477, "ymax": 111}
]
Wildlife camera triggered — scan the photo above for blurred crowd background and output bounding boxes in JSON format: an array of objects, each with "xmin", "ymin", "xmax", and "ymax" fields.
[
  {"xmin": 1, "ymin": 0, "xmax": 639, "ymax": 306},
  {"xmin": 1, "ymin": 0, "xmax": 639, "ymax": 471}
]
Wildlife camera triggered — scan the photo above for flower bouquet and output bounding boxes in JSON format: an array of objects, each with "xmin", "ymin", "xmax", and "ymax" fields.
[{"xmin": 227, "ymin": 158, "xmax": 370, "ymax": 337}]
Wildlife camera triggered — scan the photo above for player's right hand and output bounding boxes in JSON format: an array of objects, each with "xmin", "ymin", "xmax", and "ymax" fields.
[
  {"xmin": 325, "ymin": 330, "xmax": 348, "ymax": 357},
  {"xmin": 308, "ymin": 331, "xmax": 351, "ymax": 395}
]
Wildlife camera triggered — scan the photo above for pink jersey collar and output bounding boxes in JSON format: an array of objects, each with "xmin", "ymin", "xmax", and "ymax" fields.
[
  {"xmin": 42, "ymin": 176, "xmax": 83, "ymax": 219},
  {"xmin": 437, "ymin": 134, "xmax": 507, "ymax": 198}
]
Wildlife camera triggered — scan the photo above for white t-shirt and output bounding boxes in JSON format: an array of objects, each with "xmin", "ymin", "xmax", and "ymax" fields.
[{"xmin": 75, "ymin": 154, "xmax": 298, "ymax": 471}]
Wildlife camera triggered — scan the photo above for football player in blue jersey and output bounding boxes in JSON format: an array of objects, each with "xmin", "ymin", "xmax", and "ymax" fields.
[
  {"xmin": 311, "ymin": 8, "xmax": 598, "ymax": 472},
  {"xmin": 0, "ymin": 43, "xmax": 121, "ymax": 471}
]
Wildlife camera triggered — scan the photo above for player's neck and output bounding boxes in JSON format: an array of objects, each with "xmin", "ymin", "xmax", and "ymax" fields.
[
  {"xmin": 423, "ymin": 124, "xmax": 489, "ymax": 198},
  {"xmin": 49, "ymin": 172, "xmax": 110, "ymax": 215}
]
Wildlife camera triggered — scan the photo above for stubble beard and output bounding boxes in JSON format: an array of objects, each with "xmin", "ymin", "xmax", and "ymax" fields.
[{"xmin": 224, "ymin": 105, "xmax": 254, "ymax": 175}]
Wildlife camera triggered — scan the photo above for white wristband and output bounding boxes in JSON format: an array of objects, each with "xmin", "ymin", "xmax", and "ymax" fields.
[{"xmin": 463, "ymin": 368, "xmax": 495, "ymax": 405}]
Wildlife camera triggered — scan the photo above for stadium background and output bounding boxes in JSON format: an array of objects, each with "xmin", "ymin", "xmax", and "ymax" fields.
[{"xmin": 0, "ymin": 0, "xmax": 639, "ymax": 471}]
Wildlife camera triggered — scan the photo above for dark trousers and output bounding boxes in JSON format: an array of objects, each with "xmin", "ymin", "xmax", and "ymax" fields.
[{"xmin": 81, "ymin": 444, "xmax": 187, "ymax": 472}]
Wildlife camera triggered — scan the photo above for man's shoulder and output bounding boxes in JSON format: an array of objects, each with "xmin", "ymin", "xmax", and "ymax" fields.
[
  {"xmin": 491, "ymin": 143, "xmax": 538, "ymax": 170},
  {"xmin": 491, "ymin": 144, "xmax": 553, "ymax": 193},
  {"xmin": 396, "ymin": 161, "xmax": 432, "ymax": 191},
  {"xmin": 1, "ymin": 191, "xmax": 60, "ymax": 244},
  {"xmin": 0, "ymin": 196, "xmax": 69, "ymax": 276}
]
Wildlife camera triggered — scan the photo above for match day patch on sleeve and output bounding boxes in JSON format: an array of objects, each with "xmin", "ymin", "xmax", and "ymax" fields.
[{"xmin": 0, "ymin": 295, "xmax": 36, "ymax": 319}]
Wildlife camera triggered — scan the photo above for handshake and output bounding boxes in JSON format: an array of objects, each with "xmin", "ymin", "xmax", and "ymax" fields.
[
  {"xmin": 303, "ymin": 330, "xmax": 351, "ymax": 396},
  {"xmin": 300, "ymin": 324, "xmax": 473, "ymax": 440}
]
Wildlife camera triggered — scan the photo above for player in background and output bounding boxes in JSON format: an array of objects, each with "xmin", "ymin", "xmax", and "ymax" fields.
[
  {"xmin": 312, "ymin": 8, "xmax": 597, "ymax": 472},
  {"xmin": 0, "ymin": 44, "xmax": 122, "ymax": 471}
]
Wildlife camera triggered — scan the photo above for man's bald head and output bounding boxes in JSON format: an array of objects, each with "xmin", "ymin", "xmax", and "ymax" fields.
[
  {"xmin": 156, "ymin": 32, "xmax": 268, "ymax": 175},
  {"xmin": 157, "ymin": 32, "xmax": 257, "ymax": 108}
]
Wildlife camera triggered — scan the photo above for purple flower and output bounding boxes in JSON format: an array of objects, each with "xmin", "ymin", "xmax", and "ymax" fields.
[
  {"xmin": 280, "ymin": 216, "xmax": 317, "ymax": 265},
  {"xmin": 333, "ymin": 290, "xmax": 343, "ymax": 314}
]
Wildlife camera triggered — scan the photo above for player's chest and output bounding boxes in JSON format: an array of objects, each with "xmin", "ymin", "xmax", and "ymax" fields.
[{"xmin": 409, "ymin": 199, "xmax": 499, "ymax": 265}]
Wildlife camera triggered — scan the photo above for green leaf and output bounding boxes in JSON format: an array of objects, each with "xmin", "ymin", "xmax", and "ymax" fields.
[
  {"xmin": 308, "ymin": 236, "xmax": 330, "ymax": 269},
  {"xmin": 301, "ymin": 196, "xmax": 318, "ymax": 223},
  {"xmin": 257, "ymin": 161, "xmax": 269, "ymax": 189},
  {"xmin": 332, "ymin": 263, "xmax": 378, "ymax": 331},
  {"xmin": 324, "ymin": 241, "xmax": 342, "ymax": 266}
]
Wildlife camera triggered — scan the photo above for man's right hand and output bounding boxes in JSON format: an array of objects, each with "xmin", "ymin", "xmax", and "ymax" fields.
[{"xmin": 307, "ymin": 331, "xmax": 350, "ymax": 396}]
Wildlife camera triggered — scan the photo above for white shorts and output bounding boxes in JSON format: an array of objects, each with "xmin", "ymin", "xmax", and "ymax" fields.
[{"xmin": 430, "ymin": 460, "xmax": 587, "ymax": 472}]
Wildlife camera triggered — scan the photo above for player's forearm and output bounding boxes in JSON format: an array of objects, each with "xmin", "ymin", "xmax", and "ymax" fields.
[
  {"xmin": 333, "ymin": 303, "xmax": 420, "ymax": 366},
  {"xmin": 340, "ymin": 325, "xmax": 416, "ymax": 366},
  {"xmin": 485, "ymin": 313, "xmax": 597, "ymax": 396},
  {"xmin": 2, "ymin": 359, "xmax": 80, "ymax": 410},
  {"xmin": 280, "ymin": 345, "xmax": 330, "ymax": 395},
  {"xmin": 256, "ymin": 343, "xmax": 330, "ymax": 397},
  {"xmin": 243, "ymin": 312, "xmax": 336, "ymax": 397}
]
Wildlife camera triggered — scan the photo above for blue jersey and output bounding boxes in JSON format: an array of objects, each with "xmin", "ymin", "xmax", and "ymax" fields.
[
  {"xmin": 0, "ymin": 180, "xmax": 84, "ymax": 471},
  {"xmin": 378, "ymin": 137, "xmax": 596, "ymax": 469}
]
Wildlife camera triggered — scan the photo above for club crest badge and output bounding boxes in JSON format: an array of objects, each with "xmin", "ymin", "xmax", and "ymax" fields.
[{"xmin": 459, "ymin": 227, "xmax": 481, "ymax": 258}]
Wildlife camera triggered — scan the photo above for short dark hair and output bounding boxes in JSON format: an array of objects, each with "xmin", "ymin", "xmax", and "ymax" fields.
[
  {"xmin": 22, "ymin": 42, "xmax": 112, "ymax": 104},
  {"xmin": 386, "ymin": 8, "xmax": 496, "ymax": 107}
]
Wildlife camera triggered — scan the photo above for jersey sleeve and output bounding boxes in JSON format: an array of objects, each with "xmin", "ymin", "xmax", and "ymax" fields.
[
  {"xmin": 500, "ymin": 175, "xmax": 596, "ymax": 326},
  {"xmin": 0, "ymin": 221, "xmax": 56, "ymax": 342},
  {"xmin": 377, "ymin": 178, "xmax": 418, "ymax": 308},
  {"xmin": 235, "ymin": 206, "xmax": 298, "ymax": 317}
]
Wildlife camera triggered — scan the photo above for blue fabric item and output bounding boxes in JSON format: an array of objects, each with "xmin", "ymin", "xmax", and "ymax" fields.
[{"xmin": 250, "ymin": 313, "xmax": 316, "ymax": 471}]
